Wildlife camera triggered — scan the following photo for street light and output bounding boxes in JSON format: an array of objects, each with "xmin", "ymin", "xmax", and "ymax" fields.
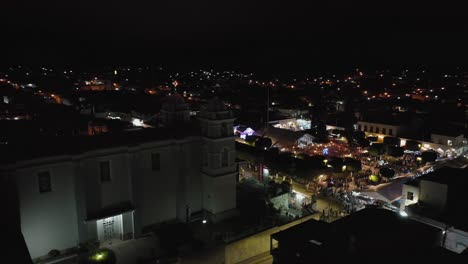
[{"xmin": 399, "ymin": 210, "xmax": 408, "ymax": 217}]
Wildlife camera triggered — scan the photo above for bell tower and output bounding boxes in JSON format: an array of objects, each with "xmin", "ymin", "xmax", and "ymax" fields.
[{"xmin": 198, "ymin": 98, "xmax": 237, "ymax": 220}]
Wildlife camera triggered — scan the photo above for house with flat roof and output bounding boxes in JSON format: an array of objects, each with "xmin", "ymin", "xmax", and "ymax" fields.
[
  {"xmin": 401, "ymin": 166, "xmax": 468, "ymax": 253},
  {"xmin": 270, "ymin": 208, "xmax": 460, "ymax": 263}
]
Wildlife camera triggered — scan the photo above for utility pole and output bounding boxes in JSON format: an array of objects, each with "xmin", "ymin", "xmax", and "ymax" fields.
[{"xmin": 266, "ymin": 86, "xmax": 270, "ymax": 126}]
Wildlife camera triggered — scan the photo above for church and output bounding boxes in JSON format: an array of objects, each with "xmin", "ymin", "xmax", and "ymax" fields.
[{"xmin": 0, "ymin": 94, "xmax": 238, "ymax": 260}]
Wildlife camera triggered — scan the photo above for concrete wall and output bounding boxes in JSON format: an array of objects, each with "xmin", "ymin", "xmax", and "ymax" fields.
[
  {"xmin": 85, "ymin": 221, "xmax": 98, "ymax": 242},
  {"xmin": 224, "ymin": 215, "xmax": 316, "ymax": 264},
  {"xmin": 132, "ymin": 143, "xmax": 178, "ymax": 228},
  {"xmin": 130, "ymin": 138, "xmax": 203, "ymax": 228},
  {"xmin": 122, "ymin": 211, "xmax": 134, "ymax": 240},
  {"xmin": 202, "ymin": 172, "xmax": 237, "ymax": 214},
  {"xmin": 420, "ymin": 180, "xmax": 448, "ymax": 212},
  {"xmin": 80, "ymin": 149, "xmax": 133, "ymax": 214},
  {"xmin": 446, "ymin": 228, "xmax": 468, "ymax": 253},
  {"xmin": 17, "ymin": 160, "xmax": 80, "ymax": 259},
  {"xmin": 176, "ymin": 140, "xmax": 203, "ymax": 222}
]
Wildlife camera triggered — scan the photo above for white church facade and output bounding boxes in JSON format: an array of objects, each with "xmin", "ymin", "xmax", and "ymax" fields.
[{"xmin": 1, "ymin": 95, "xmax": 238, "ymax": 260}]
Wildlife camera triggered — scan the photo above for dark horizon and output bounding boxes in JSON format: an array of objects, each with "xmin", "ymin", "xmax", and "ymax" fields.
[{"xmin": 3, "ymin": 1, "xmax": 468, "ymax": 73}]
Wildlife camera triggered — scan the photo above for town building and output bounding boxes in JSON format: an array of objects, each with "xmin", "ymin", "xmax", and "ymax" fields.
[
  {"xmin": 357, "ymin": 120, "xmax": 401, "ymax": 137},
  {"xmin": 431, "ymin": 131, "xmax": 466, "ymax": 147},
  {"xmin": 270, "ymin": 208, "xmax": 461, "ymax": 263},
  {"xmin": 0, "ymin": 95, "xmax": 238, "ymax": 260},
  {"xmin": 401, "ymin": 166, "xmax": 468, "ymax": 253}
]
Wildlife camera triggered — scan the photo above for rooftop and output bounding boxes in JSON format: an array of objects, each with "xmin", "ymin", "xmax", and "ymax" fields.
[
  {"xmin": 0, "ymin": 123, "xmax": 200, "ymax": 165},
  {"xmin": 419, "ymin": 166, "xmax": 468, "ymax": 185},
  {"xmin": 408, "ymin": 166, "xmax": 468, "ymax": 231},
  {"xmin": 271, "ymin": 208, "xmax": 444, "ymax": 261}
]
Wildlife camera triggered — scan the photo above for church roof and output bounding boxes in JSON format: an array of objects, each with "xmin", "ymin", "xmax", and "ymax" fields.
[
  {"xmin": 162, "ymin": 93, "xmax": 188, "ymax": 111},
  {"xmin": 0, "ymin": 125, "xmax": 200, "ymax": 165},
  {"xmin": 205, "ymin": 97, "xmax": 227, "ymax": 112}
]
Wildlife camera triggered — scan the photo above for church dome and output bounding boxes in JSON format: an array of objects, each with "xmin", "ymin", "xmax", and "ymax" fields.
[
  {"xmin": 162, "ymin": 93, "xmax": 188, "ymax": 112},
  {"xmin": 205, "ymin": 97, "xmax": 227, "ymax": 112}
]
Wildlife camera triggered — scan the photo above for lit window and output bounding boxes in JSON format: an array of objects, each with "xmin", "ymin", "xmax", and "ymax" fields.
[
  {"xmin": 100, "ymin": 161, "xmax": 111, "ymax": 182},
  {"xmin": 38, "ymin": 171, "xmax": 51, "ymax": 193},
  {"xmin": 407, "ymin": 192, "xmax": 414, "ymax": 201},
  {"xmin": 447, "ymin": 140, "xmax": 453, "ymax": 146},
  {"xmin": 151, "ymin": 153, "xmax": 160, "ymax": 171}
]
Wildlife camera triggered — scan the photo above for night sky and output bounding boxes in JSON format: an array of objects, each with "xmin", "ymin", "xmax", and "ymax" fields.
[{"xmin": 3, "ymin": 1, "xmax": 468, "ymax": 72}]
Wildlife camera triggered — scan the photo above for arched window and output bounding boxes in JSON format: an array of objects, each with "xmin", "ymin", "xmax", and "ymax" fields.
[{"xmin": 222, "ymin": 148, "xmax": 229, "ymax": 167}]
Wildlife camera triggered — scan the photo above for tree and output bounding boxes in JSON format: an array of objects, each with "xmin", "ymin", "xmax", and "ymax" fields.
[
  {"xmin": 306, "ymin": 155, "xmax": 327, "ymax": 169},
  {"xmin": 352, "ymin": 130, "xmax": 366, "ymax": 140},
  {"xmin": 380, "ymin": 167, "xmax": 395, "ymax": 179},
  {"xmin": 344, "ymin": 158, "xmax": 362, "ymax": 172},
  {"xmin": 254, "ymin": 137, "xmax": 272, "ymax": 150},
  {"xmin": 356, "ymin": 137, "xmax": 370, "ymax": 148},
  {"xmin": 383, "ymin": 136, "xmax": 401, "ymax": 147},
  {"xmin": 328, "ymin": 158, "xmax": 344, "ymax": 172},
  {"xmin": 387, "ymin": 146, "xmax": 404, "ymax": 157},
  {"xmin": 422, "ymin": 151, "xmax": 437, "ymax": 163},
  {"xmin": 405, "ymin": 140, "xmax": 421, "ymax": 152},
  {"xmin": 280, "ymin": 180, "xmax": 292, "ymax": 193},
  {"xmin": 368, "ymin": 143, "xmax": 384, "ymax": 156},
  {"xmin": 368, "ymin": 175, "xmax": 380, "ymax": 183},
  {"xmin": 265, "ymin": 147, "xmax": 280, "ymax": 161}
]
